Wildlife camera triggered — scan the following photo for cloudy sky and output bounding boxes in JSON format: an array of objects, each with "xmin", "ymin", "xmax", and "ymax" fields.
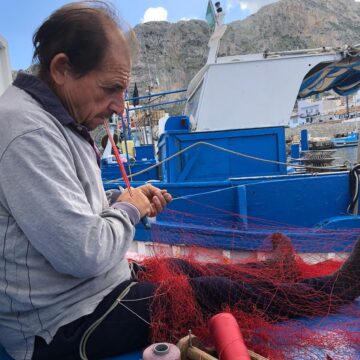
[{"xmin": 0, "ymin": 0, "xmax": 284, "ymax": 70}]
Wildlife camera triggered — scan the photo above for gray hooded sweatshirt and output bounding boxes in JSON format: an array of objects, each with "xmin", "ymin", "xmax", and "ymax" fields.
[{"xmin": 0, "ymin": 73, "xmax": 140, "ymax": 360}]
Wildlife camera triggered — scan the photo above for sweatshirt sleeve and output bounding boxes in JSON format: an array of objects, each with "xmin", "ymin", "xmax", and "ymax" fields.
[
  {"xmin": 105, "ymin": 189, "xmax": 121, "ymax": 205},
  {"xmin": 0, "ymin": 127, "xmax": 135, "ymax": 278}
]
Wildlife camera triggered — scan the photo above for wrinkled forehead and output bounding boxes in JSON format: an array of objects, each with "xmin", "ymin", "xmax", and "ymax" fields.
[{"xmin": 104, "ymin": 25, "xmax": 132, "ymax": 68}]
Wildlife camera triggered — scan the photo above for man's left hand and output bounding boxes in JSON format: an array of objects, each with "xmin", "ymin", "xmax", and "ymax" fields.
[{"xmin": 138, "ymin": 184, "xmax": 172, "ymax": 217}]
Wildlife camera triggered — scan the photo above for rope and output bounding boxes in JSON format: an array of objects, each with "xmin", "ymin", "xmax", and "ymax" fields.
[
  {"xmin": 78, "ymin": 281, "xmax": 168, "ymax": 359},
  {"xmin": 79, "ymin": 282, "xmax": 137, "ymax": 360},
  {"xmin": 104, "ymin": 141, "xmax": 349, "ymax": 183},
  {"xmin": 347, "ymin": 164, "xmax": 360, "ymax": 214},
  {"xmin": 171, "ymin": 186, "xmax": 235, "ymax": 201}
]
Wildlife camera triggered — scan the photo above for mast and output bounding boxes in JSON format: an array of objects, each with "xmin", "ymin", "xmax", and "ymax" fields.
[{"xmin": 206, "ymin": 2, "xmax": 227, "ymax": 64}]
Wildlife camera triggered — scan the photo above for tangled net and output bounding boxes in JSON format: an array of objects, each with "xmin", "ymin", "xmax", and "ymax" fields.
[{"xmin": 135, "ymin": 232, "xmax": 360, "ymax": 359}]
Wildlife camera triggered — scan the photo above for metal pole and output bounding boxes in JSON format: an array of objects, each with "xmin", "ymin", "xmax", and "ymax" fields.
[
  {"xmin": 129, "ymin": 98, "xmax": 187, "ymax": 112},
  {"xmin": 300, "ymin": 129, "xmax": 309, "ymax": 152},
  {"xmin": 120, "ymin": 115, "xmax": 132, "ymax": 175},
  {"xmin": 126, "ymin": 88, "xmax": 187, "ymax": 102},
  {"xmin": 125, "ymin": 102, "xmax": 132, "ymax": 141}
]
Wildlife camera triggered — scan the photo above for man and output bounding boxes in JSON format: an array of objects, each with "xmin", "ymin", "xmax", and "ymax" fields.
[{"xmin": 0, "ymin": 2, "xmax": 171, "ymax": 359}]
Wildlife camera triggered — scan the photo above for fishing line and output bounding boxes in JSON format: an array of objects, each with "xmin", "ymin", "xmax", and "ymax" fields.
[
  {"xmin": 79, "ymin": 282, "xmax": 137, "ymax": 360},
  {"xmin": 79, "ymin": 283, "xmax": 168, "ymax": 359}
]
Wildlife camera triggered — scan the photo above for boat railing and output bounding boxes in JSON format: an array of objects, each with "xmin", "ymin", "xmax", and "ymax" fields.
[
  {"xmin": 125, "ymin": 88, "xmax": 187, "ymax": 112},
  {"xmin": 263, "ymin": 44, "xmax": 360, "ymax": 59}
]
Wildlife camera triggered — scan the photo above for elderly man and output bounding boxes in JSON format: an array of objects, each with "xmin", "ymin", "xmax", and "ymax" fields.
[{"xmin": 0, "ymin": 2, "xmax": 171, "ymax": 359}]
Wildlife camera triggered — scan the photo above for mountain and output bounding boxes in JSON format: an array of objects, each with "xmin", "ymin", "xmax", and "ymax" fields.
[
  {"xmin": 219, "ymin": 0, "xmax": 360, "ymax": 56},
  {"xmin": 131, "ymin": 20, "xmax": 210, "ymax": 96},
  {"xmin": 130, "ymin": 0, "xmax": 360, "ymax": 95}
]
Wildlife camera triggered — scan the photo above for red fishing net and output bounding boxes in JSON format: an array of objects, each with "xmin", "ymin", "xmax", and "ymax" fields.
[{"xmin": 134, "ymin": 225, "xmax": 360, "ymax": 359}]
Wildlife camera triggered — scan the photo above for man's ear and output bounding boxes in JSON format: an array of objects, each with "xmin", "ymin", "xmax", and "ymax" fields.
[{"xmin": 49, "ymin": 53, "xmax": 72, "ymax": 86}]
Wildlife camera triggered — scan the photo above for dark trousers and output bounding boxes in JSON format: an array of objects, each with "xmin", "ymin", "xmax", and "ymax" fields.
[
  {"xmin": 32, "ymin": 259, "xmax": 356, "ymax": 359},
  {"xmin": 33, "ymin": 280, "xmax": 157, "ymax": 359}
]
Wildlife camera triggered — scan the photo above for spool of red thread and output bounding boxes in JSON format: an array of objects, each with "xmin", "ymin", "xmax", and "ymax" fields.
[{"xmin": 208, "ymin": 312, "xmax": 250, "ymax": 360}]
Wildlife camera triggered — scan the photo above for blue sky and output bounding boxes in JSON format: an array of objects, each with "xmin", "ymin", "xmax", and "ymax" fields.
[{"xmin": 0, "ymin": 0, "xmax": 279, "ymax": 70}]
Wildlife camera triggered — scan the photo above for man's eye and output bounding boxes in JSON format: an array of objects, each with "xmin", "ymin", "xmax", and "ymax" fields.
[
  {"xmin": 104, "ymin": 86, "xmax": 123, "ymax": 94},
  {"xmin": 104, "ymin": 87, "xmax": 116, "ymax": 94}
]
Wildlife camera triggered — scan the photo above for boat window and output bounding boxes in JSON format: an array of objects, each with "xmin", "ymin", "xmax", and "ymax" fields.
[{"xmin": 184, "ymin": 80, "xmax": 203, "ymax": 121}]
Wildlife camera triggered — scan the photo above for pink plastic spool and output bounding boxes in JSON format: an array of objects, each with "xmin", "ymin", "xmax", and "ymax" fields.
[{"xmin": 142, "ymin": 342, "xmax": 181, "ymax": 360}]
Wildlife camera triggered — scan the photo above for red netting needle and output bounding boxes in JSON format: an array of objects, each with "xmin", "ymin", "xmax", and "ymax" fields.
[{"xmin": 103, "ymin": 119, "xmax": 132, "ymax": 196}]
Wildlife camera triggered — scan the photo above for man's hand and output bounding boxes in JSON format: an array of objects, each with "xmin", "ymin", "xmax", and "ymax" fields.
[
  {"xmin": 138, "ymin": 184, "xmax": 172, "ymax": 217},
  {"xmin": 115, "ymin": 184, "xmax": 172, "ymax": 218}
]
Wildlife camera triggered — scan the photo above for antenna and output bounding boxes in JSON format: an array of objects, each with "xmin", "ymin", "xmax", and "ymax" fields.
[{"xmin": 215, "ymin": 2, "xmax": 223, "ymax": 13}]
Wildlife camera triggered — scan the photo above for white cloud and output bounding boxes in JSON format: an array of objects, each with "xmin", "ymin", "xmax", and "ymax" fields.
[
  {"xmin": 226, "ymin": 0, "xmax": 279, "ymax": 14},
  {"xmin": 239, "ymin": 2, "xmax": 249, "ymax": 10},
  {"xmin": 142, "ymin": 7, "xmax": 168, "ymax": 23},
  {"xmin": 180, "ymin": 16, "xmax": 198, "ymax": 21}
]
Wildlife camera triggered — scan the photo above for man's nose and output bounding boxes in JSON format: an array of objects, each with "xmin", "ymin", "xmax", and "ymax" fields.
[{"xmin": 109, "ymin": 96, "xmax": 125, "ymax": 116}]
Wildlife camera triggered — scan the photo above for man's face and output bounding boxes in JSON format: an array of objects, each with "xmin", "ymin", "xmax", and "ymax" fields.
[{"xmin": 59, "ymin": 34, "xmax": 131, "ymax": 130}]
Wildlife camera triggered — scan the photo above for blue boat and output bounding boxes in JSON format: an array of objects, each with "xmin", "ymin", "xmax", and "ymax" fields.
[{"xmin": 331, "ymin": 129, "xmax": 359, "ymax": 147}]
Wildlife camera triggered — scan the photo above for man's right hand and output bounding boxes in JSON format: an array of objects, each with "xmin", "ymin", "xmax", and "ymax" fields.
[{"xmin": 115, "ymin": 187, "xmax": 152, "ymax": 218}]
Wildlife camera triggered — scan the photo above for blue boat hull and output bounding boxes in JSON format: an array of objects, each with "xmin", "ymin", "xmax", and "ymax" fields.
[
  {"xmin": 106, "ymin": 172, "xmax": 360, "ymax": 252},
  {"xmin": 331, "ymin": 131, "xmax": 359, "ymax": 148}
]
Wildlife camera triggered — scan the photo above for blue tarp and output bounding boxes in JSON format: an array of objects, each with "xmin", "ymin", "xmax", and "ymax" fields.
[{"xmin": 299, "ymin": 47, "xmax": 360, "ymax": 98}]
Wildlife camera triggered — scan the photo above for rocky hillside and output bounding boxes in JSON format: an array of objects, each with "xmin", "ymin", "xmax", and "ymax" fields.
[
  {"xmin": 131, "ymin": 20, "xmax": 210, "ymax": 96},
  {"xmin": 131, "ymin": 0, "xmax": 360, "ymax": 95},
  {"xmin": 219, "ymin": 0, "xmax": 360, "ymax": 56}
]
